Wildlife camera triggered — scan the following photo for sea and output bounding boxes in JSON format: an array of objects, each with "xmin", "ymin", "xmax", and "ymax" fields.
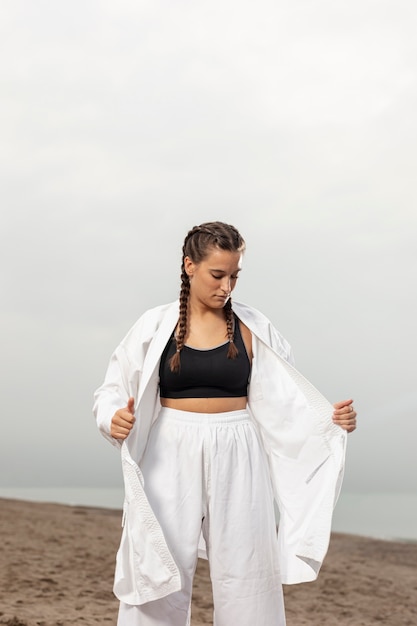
[{"xmin": 0, "ymin": 487, "xmax": 416, "ymax": 543}]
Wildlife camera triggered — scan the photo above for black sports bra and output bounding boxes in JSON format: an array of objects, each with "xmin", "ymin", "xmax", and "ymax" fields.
[{"xmin": 159, "ymin": 315, "xmax": 251, "ymax": 399}]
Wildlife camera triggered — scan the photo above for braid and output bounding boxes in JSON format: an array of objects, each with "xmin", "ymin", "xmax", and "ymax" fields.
[
  {"xmin": 171, "ymin": 221, "xmax": 245, "ymax": 371},
  {"xmin": 224, "ymin": 298, "xmax": 238, "ymax": 359},
  {"xmin": 169, "ymin": 267, "xmax": 190, "ymax": 373}
]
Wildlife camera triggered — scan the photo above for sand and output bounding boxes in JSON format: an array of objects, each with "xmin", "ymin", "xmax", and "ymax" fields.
[{"xmin": 0, "ymin": 498, "xmax": 416, "ymax": 625}]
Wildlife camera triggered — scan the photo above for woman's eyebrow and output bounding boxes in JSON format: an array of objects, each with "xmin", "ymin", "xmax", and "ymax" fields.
[{"xmin": 210, "ymin": 268, "xmax": 242, "ymax": 273}]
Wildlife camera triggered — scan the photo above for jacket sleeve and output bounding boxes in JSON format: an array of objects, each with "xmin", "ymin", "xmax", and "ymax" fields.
[
  {"xmin": 92, "ymin": 310, "xmax": 156, "ymax": 447},
  {"xmin": 92, "ymin": 343, "xmax": 137, "ymax": 448},
  {"xmin": 92, "ymin": 303, "xmax": 175, "ymax": 449}
]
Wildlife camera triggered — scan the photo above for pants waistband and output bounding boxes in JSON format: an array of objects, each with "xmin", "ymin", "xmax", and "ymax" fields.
[{"xmin": 157, "ymin": 406, "xmax": 251, "ymax": 425}]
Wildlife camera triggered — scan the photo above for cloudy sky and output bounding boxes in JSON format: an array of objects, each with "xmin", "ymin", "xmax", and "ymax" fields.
[{"xmin": 1, "ymin": 0, "xmax": 416, "ymax": 494}]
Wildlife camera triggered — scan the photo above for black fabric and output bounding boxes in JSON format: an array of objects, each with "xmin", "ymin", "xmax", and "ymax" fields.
[{"xmin": 159, "ymin": 315, "xmax": 251, "ymax": 398}]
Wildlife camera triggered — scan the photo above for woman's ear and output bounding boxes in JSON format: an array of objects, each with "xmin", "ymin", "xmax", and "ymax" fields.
[{"xmin": 184, "ymin": 256, "xmax": 194, "ymax": 277}]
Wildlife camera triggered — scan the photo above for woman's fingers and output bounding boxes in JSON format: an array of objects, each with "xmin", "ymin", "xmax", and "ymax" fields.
[
  {"xmin": 111, "ymin": 401, "xmax": 136, "ymax": 439},
  {"xmin": 332, "ymin": 399, "xmax": 357, "ymax": 433}
]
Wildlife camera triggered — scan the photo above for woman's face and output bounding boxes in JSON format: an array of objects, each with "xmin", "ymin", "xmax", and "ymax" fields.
[{"xmin": 184, "ymin": 247, "xmax": 243, "ymax": 309}]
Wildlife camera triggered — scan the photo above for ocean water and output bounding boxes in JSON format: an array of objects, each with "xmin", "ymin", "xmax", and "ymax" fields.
[
  {"xmin": 0, "ymin": 487, "xmax": 416, "ymax": 542},
  {"xmin": 331, "ymin": 492, "xmax": 417, "ymax": 542}
]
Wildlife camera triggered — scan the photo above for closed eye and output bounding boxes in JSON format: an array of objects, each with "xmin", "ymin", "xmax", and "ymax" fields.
[{"xmin": 211, "ymin": 274, "xmax": 240, "ymax": 280}]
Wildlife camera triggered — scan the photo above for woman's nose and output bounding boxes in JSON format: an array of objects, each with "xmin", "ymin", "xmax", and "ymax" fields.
[{"xmin": 221, "ymin": 277, "xmax": 231, "ymax": 293}]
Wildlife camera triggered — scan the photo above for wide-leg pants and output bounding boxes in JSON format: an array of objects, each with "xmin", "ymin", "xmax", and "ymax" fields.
[{"xmin": 117, "ymin": 408, "xmax": 286, "ymax": 626}]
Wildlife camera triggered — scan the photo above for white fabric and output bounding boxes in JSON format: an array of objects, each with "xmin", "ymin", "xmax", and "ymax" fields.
[
  {"xmin": 93, "ymin": 300, "xmax": 347, "ymax": 604},
  {"xmin": 117, "ymin": 407, "xmax": 285, "ymax": 626}
]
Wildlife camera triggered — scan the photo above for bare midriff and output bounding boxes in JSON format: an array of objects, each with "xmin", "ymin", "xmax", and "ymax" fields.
[{"xmin": 160, "ymin": 397, "xmax": 248, "ymax": 413}]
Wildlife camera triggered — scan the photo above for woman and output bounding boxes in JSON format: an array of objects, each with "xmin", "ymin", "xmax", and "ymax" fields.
[{"xmin": 93, "ymin": 221, "xmax": 356, "ymax": 626}]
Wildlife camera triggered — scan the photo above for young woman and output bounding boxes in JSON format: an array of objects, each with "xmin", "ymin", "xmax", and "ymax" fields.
[{"xmin": 93, "ymin": 221, "xmax": 357, "ymax": 626}]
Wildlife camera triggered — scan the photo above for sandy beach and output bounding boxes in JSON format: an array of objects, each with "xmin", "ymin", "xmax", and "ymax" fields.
[{"xmin": 1, "ymin": 498, "xmax": 416, "ymax": 625}]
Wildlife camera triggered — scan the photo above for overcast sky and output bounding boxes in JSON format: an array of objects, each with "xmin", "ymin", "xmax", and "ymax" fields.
[{"xmin": 1, "ymin": 0, "xmax": 416, "ymax": 494}]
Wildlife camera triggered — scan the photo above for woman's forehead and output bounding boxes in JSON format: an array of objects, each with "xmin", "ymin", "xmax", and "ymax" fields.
[{"xmin": 203, "ymin": 248, "xmax": 243, "ymax": 269}]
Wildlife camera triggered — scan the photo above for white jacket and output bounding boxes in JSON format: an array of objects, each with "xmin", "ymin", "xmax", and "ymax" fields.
[{"xmin": 93, "ymin": 301, "xmax": 346, "ymax": 605}]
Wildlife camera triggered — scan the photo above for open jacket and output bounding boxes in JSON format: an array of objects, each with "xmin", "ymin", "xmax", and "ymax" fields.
[{"xmin": 93, "ymin": 301, "xmax": 347, "ymax": 605}]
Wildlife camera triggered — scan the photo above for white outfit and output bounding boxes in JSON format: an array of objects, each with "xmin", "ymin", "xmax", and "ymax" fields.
[
  {"xmin": 93, "ymin": 301, "xmax": 346, "ymax": 623},
  {"xmin": 118, "ymin": 407, "xmax": 285, "ymax": 626}
]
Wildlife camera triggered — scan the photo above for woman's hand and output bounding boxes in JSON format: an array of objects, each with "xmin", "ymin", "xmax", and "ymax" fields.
[
  {"xmin": 332, "ymin": 399, "xmax": 357, "ymax": 433},
  {"xmin": 111, "ymin": 397, "xmax": 136, "ymax": 440}
]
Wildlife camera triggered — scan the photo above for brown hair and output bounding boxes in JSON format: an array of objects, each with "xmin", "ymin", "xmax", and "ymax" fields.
[{"xmin": 169, "ymin": 222, "xmax": 246, "ymax": 373}]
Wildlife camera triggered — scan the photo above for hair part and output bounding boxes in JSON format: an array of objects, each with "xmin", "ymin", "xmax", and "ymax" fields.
[{"xmin": 169, "ymin": 222, "xmax": 245, "ymax": 373}]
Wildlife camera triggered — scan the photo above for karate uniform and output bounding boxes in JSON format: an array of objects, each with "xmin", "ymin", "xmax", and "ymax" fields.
[{"xmin": 93, "ymin": 301, "xmax": 347, "ymax": 625}]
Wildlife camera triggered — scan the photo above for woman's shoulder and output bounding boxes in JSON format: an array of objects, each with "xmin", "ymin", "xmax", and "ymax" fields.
[
  {"xmin": 233, "ymin": 301, "xmax": 271, "ymax": 324},
  {"xmin": 139, "ymin": 301, "xmax": 178, "ymax": 322},
  {"xmin": 233, "ymin": 301, "xmax": 293, "ymax": 363},
  {"xmin": 233, "ymin": 300, "xmax": 281, "ymax": 333},
  {"xmin": 120, "ymin": 301, "xmax": 178, "ymax": 348}
]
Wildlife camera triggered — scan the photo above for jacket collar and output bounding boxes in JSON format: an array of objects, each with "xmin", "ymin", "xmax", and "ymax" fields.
[{"xmin": 136, "ymin": 302, "xmax": 179, "ymax": 408}]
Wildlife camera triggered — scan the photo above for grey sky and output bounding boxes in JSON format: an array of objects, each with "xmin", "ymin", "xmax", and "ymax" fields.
[{"xmin": 1, "ymin": 1, "xmax": 416, "ymax": 493}]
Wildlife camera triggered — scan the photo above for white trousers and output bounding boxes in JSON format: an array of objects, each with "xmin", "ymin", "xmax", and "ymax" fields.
[{"xmin": 117, "ymin": 408, "xmax": 285, "ymax": 626}]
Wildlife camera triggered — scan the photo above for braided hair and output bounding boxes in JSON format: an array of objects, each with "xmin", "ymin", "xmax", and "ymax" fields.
[{"xmin": 169, "ymin": 222, "xmax": 246, "ymax": 373}]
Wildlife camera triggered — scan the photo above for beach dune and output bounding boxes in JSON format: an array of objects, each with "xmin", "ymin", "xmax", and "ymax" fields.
[{"xmin": 0, "ymin": 498, "xmax": 416, "ymax": 625}]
